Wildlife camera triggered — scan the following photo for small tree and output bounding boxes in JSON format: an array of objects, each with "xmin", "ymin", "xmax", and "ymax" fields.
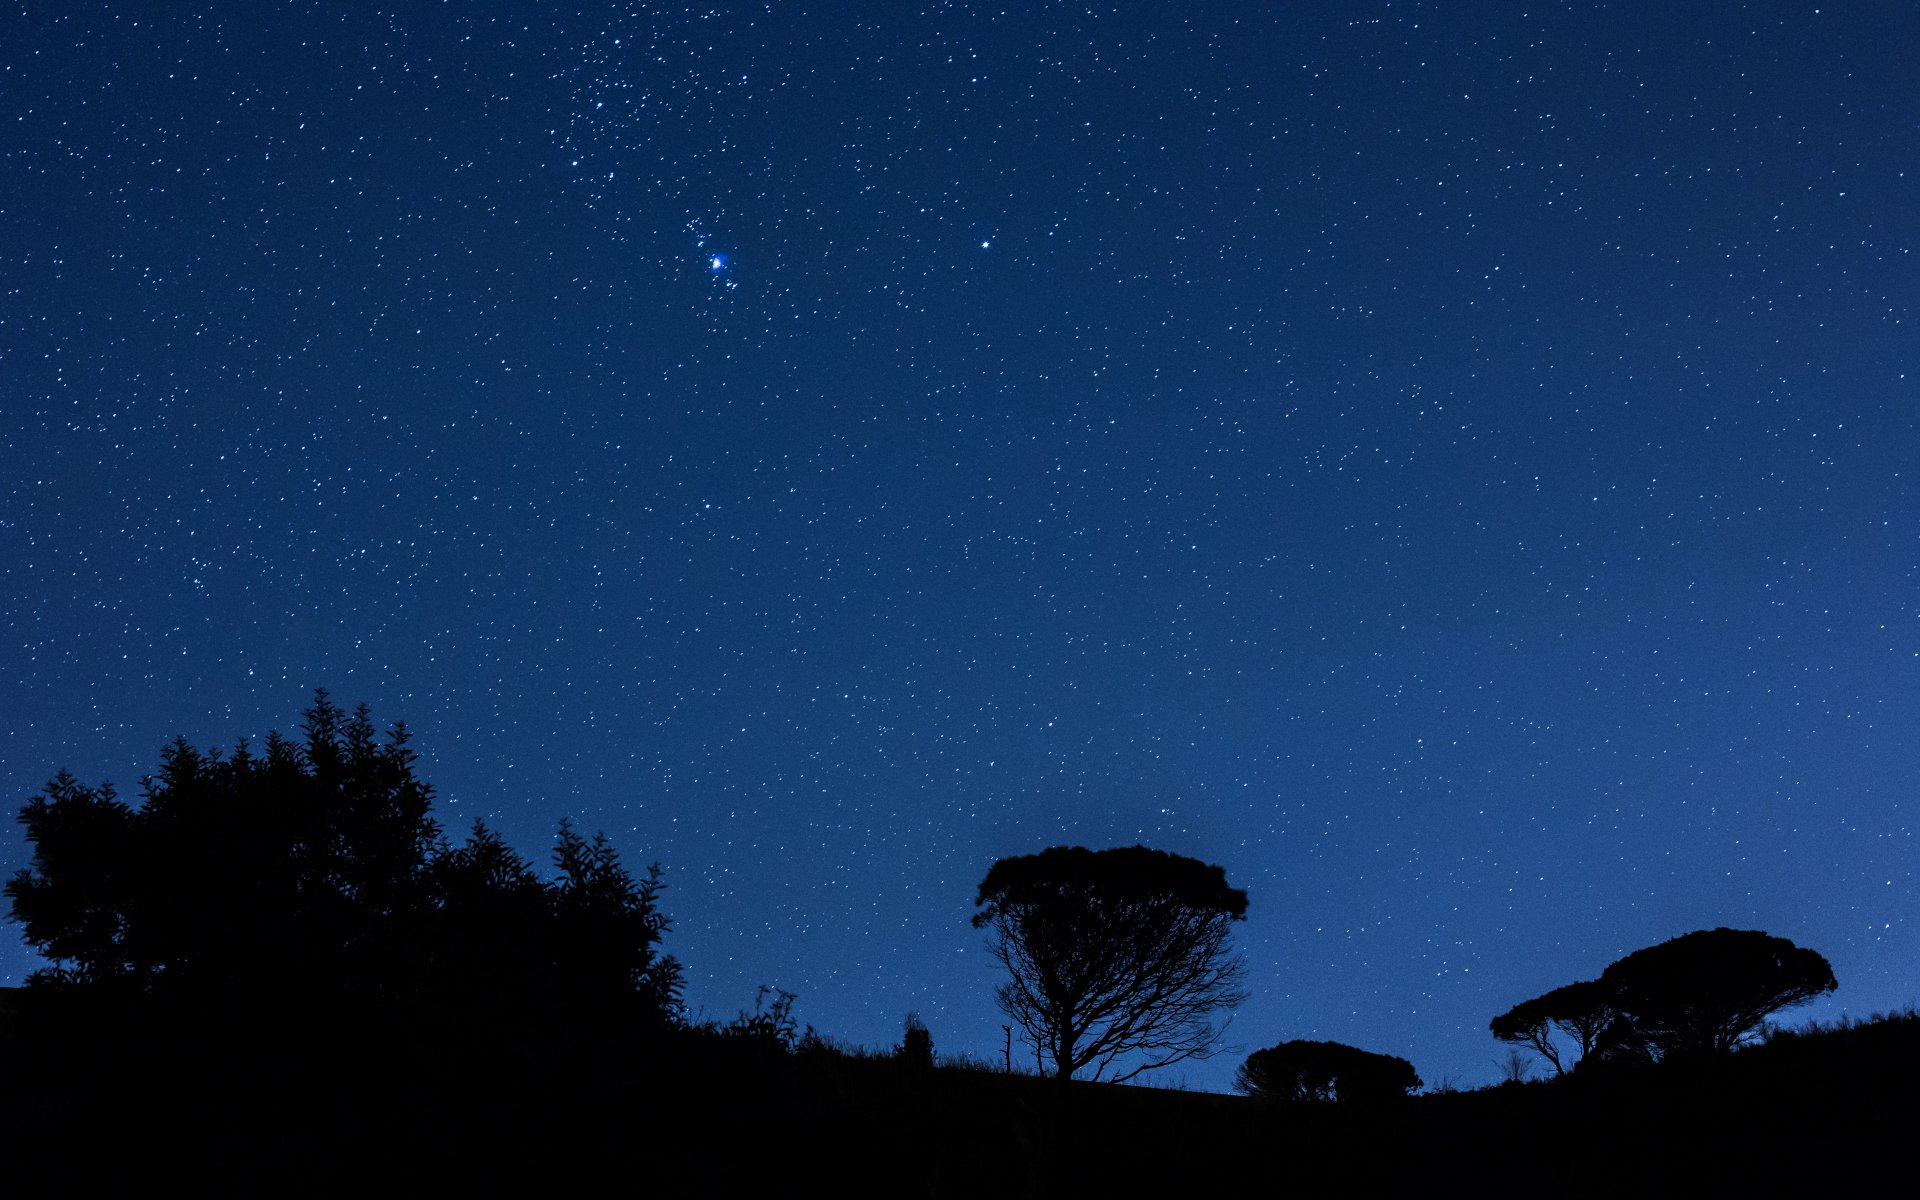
[
  {"xmin": 1236, "ymin": 1040, "xmax": 1421, "ymax": 1104},
  {"xmin": 899, "ymin": 1012, "xmax": 934, "ymax": 1069},
  {"xmin": 1599, "ymin": 928, "xmax": 1836, "ymax": 1059},
  {"xmin": 1490, "ymin": 978, "xmax": 1617, "ymax": 1076},
  {"xmin": 1494, "ymin": 1047, "xmax": 1533, "ymax": 1085},
  {"xmin": 548, "ymin": 820, "xmax": 683, "ymax": 1022},
  {"xmin": 972, "ymin": 845, "xmax": 1248, "ymax": 1082}
]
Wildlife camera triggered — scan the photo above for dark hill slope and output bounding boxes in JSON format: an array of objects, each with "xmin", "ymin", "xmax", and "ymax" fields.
[{"xmin": 2, "ymin": 995, "xmax": 1912, "ymax": 1196}]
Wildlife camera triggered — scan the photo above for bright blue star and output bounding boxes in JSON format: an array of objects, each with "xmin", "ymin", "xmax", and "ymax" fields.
[{"xmin": 710, "ymin": 254, "xmax": 727, "ymax": 271}]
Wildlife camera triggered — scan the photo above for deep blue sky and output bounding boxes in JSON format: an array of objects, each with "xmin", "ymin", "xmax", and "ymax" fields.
[{"xmin": 3, "ymin": 1, "xmax": 1914, "ymax": 1090}]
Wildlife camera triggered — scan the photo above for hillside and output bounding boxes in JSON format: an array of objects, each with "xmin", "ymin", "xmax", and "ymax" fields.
[{"xmin": 3, "ymin": 991, "xmax": 1911, "ymax": 1196}]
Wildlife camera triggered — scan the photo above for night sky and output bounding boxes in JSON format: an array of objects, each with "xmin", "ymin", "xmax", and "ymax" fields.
[{"xmin": 4, "ymin": 1, "xmax": 1915, "ymax": 1091}]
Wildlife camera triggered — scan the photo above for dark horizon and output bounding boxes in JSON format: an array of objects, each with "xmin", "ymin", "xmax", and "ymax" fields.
[{"xmin": 3, "ymin": 1, "xmax": 1915, "ymax": 1091}]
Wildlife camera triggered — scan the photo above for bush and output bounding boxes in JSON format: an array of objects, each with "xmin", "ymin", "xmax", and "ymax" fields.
[{"xmin": 900, "ymin": 1012, "xmax": 934, "ymax": 1069}]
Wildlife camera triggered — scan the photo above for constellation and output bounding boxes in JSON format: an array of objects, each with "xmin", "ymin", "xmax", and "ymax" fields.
[{"xmin": 686, "ymin": 219, "xmax": 738, "ymax": 290}]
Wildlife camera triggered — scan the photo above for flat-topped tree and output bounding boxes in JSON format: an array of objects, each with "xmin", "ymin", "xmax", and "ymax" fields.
[
  {"xmin": 972, "ymin": 845, "xmax": 1248, "ymax": 1082},
  {"xmin": 1490, "ymin": 978, "xmax": 1618, "ymax": 1076},
  {"xmin": 1490, "ymin": 928, "xmax": 1837, "ymax": 1072},
  {"xmin": 1600, "ymin": 927, "xmax": 1836, "ymax": 1059},
  {"xmin": 1236, "ymin": 1039, "xmax": 1422, "ymax": 1103}
]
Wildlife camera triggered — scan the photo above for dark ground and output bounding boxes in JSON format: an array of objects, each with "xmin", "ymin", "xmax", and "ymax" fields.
[{"xmin": 1, "ymin": 990, "xmax": 1911, "ymax": 1197}]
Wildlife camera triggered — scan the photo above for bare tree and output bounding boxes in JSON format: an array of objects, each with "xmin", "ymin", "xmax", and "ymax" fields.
[
  {"xmin": 1494, "ymin": 1047, "xmax": 1533, "ymax": 1084},
  {"xmin": 971, "ymin": 845, "xmax": 1248, "ymax": 1083}
]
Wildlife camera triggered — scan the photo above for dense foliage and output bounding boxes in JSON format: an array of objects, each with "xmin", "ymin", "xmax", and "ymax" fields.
[
  {"xmin": 1236, "ymin": 1039, "xmax": 1422, "ymax": 1103},
  {"xmin": 1490, "ymin": 979, "xmax": 1618, "ymax": 1076},
  {"xmin": 1598, "ymin": 928, "xmax": 1837, "ymax": 1060},
  {"xmin": 1492, "ymin": 928, "xmax": 1836, "ymax": 1071},
  {"xmin": 5, "ymin": 692, "xmax": 681, "ymax": 1030}
]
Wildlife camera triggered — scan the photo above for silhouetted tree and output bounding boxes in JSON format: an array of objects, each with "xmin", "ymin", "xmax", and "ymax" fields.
[
  {"xmin": 1491, "ymin": 928, "xmax": 1837, "ymax": 1071},
  {"xmin": 1495, "ymin": 1047, "xmax": 1533, "ymax": 1084},
  {"xmin": 415, "ymin": 820, "xmax": 554, "ymax": 1026},
  {"xmin": 1598, "ymin": 928, "xmax": 1836, "ymax": 1059},
  {"xmin": 900, "ymin": 1011, "xmax": 934, "ymax": 1069},
  {"xmin": 1235, "ymin": 1039, "xmax": 1422, "ymax": 1103},
  {"xmin": 2, "ymin": 771, "xmax": 139, "ymax": 991},
  {"xmin": 7, "ymin": 693, "xmax": 437, "ymax": 1006},
  {"xmin": 547, "ymin": 819, "xmax": 683, "ymax": 1023},
  {"xmin": 6, "ymin": 692, "xmax": 680, "ymax": 1032},
  {"xmin": 1490, "ymin": 978, "xmax": 1618, "ymax": 1076},
  {"xmin": 972, "ymin": 845, "xmax": 1248, "ymax": 1082}
]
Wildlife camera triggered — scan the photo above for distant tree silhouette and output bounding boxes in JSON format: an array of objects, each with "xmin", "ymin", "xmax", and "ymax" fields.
[
  {"xmin": 1490, "ymin": 978, "xmax": 1618, "ymax": 1076},
  {"xmin": 6, "ymin": 691, "xmax": 680, "ymax": 1030},
  {"xmin": 1599, "ymin": 928, "xmax": 1836, "ymax": 1059},
  {"xmin": 900, "ymin": 1011, "xmax": 934, "ymax": 1069},
  {"xmin": 1235, "ymin": 1039, "xmax": 1422, "ymax": 1103},
  {"xmin": 1491, "ymin": 928, "xmax": 1836, "ymax": 1070},
  {"xmin": 972, "ymin": 844, "xmax": 1248, "ymax": 1082},
  {"xmin": 7, "ymin": 694, "xmax": 438, "ymax": 1005}
]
